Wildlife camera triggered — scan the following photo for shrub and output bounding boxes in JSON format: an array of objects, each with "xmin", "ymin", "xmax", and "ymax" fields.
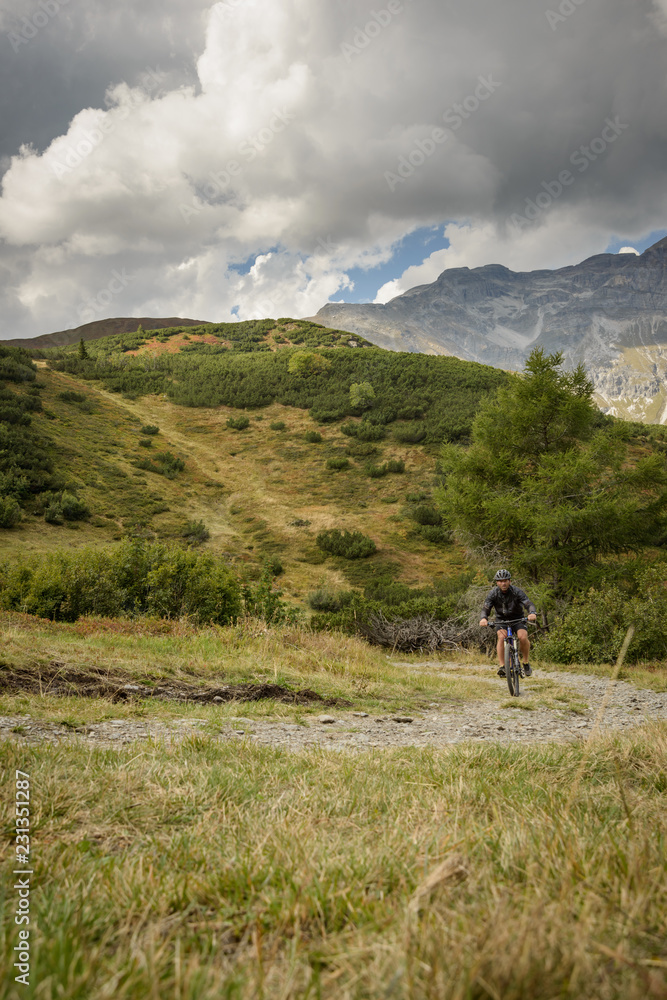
[
  {"xmin": 270, "ymin": 421, "xmax": 286, "ymax": 430},
  {"xmin": 316, "ymin": 528, "xmax": 377, "ymax": 559},
  {"xmin": 182, "ymin": 519, "xmax": 211, "ymax": 546},
  {"xmin": 418, "ymin": 525, "xmax": 452, "ymax": 544},
  {"xmin": 0, "ymin": 539, "xmax": 242, "ymax": 625},
  {"xmin": 136, "ymin": 452, "xmax": 185, "ymax": 479},
  {"xmin": 266, "ymin": 556, "xmax": 284, "ymax": 577},
  {"xmin": 227, "ymin": 415, "xmax": 250, "ymax": 431},
  {"xmin": 537, "ymin": 570, "xmax": 667, "ymax": 664},
  {"xmin": 0, "ymin": 496, "xmax": 21, "ymax": 529},
  {"xmin": 345, "ymin": 441, "xmax": 377, "ymax": 457},
  {"xmin": 394, "ymin": 422, "xmax": 427, "ymax": 443},
  {"xmin": 243, "ymin": 562, "xmax": 298, "ymax": 624},
  {"xmin": 141, "ymin": 424, "xmax": 159, "ymax": 435},
  {"xmin": 412, "ymin": 504, "xmax": 443, "ymax": 526},
  {"xmin": 139, "ymin": 438, "xmax": 153, "ymax": 448},
  {"xmin": 327, "ymin": 458, "xmax": 350, "ymax": 471},
  {"xmin": 60, "ymin": 492, "xmax": 90, "ymax": 521},
  {"xmin": 308, "ymin": 588, "xmax": 354, "ymax": 612},
  {"xmin": 364, "ymin": 462, "xmax": 388, "ymax": 478},
  {"xmin": 349, "ymin": 381, "xmax": 375, "ymax": 410},
  {"xmin": 305, "ymin": 430, "xmax": 322, "ymax": 443},
  {"xmin": 357, "ymin": 422, "xmax": 386, "ymax": 442},
  {"xmin": 44, "ymin": 492, "xmax": 89, "ymax": 524},
  {"xmin": 58, "ymin": 390, "xmax": 87, "ymax": 404},
  {"xmin": 44, "ymin": 499, "xmax": 64, "ymax": 525},
  {"xmin": 386, "ymin": 459, "xmax": 405, "ymax": 473}
]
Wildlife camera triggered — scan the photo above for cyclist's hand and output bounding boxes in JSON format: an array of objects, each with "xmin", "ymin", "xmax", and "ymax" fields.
[
  {"xmin": 528, "ymin": 613, "xmax": 537, "ymax": 622},
  {"xmin": 479, "ymin": 618, "xmax": 488, "ymax": 627}
]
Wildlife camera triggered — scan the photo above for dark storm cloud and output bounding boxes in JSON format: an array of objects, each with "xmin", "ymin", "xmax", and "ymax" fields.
[
  {"xmin": 0, "ymin": 0, "xmax": 665, "ymax": 336},
  {"xmin": 0, "ymin": 0, "xmax": 210, "ymax": 163}
]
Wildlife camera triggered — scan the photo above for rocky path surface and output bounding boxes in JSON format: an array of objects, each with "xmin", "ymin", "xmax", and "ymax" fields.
[{"xmin": 2, "ymin": 664, "xmax": 666, "ymax": 751}]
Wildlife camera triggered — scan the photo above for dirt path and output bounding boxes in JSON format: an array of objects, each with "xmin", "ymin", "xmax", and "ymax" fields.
[{"xmin": 2, "ymin": 664, "xmax": 665, "ymax": 751}]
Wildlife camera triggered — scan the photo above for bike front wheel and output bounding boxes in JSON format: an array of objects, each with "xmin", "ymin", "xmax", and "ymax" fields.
[{"xmin": 505, "ymin": 642, "xmax": 520, "ymax": 697}]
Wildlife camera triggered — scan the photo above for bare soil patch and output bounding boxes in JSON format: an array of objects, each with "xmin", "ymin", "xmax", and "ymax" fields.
[{"xmin": 0, "ymin": 660, "xmax": 347, "ymax": 707}]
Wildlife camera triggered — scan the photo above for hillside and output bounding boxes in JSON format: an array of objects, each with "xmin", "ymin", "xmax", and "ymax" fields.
[
  {"xmin": 315, "ymin": 237, "xmax": 667, "ymax": 423},
  {"xmin": 0, "ymin": 316, "xmax": 206, "ymax": 351},
  {"xmin": 0, "ymin": 321, "xmax": 509, "ymax": 609}
]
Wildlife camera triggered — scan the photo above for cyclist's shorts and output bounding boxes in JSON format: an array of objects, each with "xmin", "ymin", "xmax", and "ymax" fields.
[{"xmin": 492, "ymin": 618, "xmax": 528, "ymax": 632}]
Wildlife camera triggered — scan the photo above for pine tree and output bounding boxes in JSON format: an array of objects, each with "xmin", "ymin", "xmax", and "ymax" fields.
[
  {"xmin": 436, "ymin": 348, "xmax": 667, "ymax": 592},
  {"xmin": 78, "ymin": 338, "xmax": 89, "ymax": 360}
]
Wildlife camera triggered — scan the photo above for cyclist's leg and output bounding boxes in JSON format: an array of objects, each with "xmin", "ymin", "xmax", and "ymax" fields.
[
  {"xmin": 496, "ymin": 628, "xmax": 507, "ymax": 667},
  {"xmin": 517, "ymin": 628, "xmax": 530, "ymax": 662}
]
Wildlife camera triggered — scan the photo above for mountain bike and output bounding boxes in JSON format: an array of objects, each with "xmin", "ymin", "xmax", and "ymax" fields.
[{"xmin": 487, "ymin": 618, "xmax": 527, "ymax": 697}]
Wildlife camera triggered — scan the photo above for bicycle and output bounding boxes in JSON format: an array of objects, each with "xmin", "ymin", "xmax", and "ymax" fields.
[{"xmin": 486, "ymin": 618, "xmax": 529, "ymax": 697}]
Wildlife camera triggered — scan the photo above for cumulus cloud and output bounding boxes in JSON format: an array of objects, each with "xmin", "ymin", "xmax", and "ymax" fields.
[
  {"xmin": 618, "ymin": 246, "xmax": 640, "ymax": 254},
  {"xmin": 0, "ymin": 0, "xmax": 666, "ymax": 336}
]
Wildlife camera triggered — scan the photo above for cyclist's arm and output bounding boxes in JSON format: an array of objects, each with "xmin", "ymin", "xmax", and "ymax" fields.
[
  {"xmin": 515, "ymin": 587, "xmax": 537, "ymax": 621},
  {"xmin": 479, "ymin": 590, "xmax": 495, "ymax": 627}
]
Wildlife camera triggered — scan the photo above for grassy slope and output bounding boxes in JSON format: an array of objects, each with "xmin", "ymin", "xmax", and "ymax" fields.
[
  {"xmin": 1, "ymin": 621, "xmax": 665, "ymax": 1000},
  {"xmin": 1, "ymin": 359, "xmax": 468, "ymax": 606}
]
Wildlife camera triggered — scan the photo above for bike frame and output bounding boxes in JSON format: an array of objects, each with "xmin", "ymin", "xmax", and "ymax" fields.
[{"xmin": 491, "ymin": 618, "xmax": 526, "ymax": 698}]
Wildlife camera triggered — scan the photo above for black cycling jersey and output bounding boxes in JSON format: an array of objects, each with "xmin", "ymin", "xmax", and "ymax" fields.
[{"xmin": 481, "ymin": 584, "xmax": 536, "ymax": 623}]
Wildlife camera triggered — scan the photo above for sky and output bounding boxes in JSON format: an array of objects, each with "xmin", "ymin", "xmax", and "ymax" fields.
[{"xmin": 0, "ymin": 0, "xmax": 666, "ymax": 338}]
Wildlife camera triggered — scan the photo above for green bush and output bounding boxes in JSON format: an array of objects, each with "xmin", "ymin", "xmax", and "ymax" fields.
[
  {"xmin": 305, "ymin": 430, "xmax": 322, "ymax": 443},
  {"xmin": 139, "ymin": 438, "xmax": 153, "ymax": 448},
  {"xmin": 342, "ymin": 420, "xmax": 387, "ymax": 441},
  {"xmin": 327, "ymin": 458, "xmax": 350, "ymax": 471},
  {"xmin": 270, "ymin": 421, "xmax": 286, "ymax": 430},
  {"xmin": 181, "ymin": 519, "xmax": 211, "ymax": 546},
  {"xmin": 386, "ymin": 459, "xmax": 405, "ymax": 474},
  {"xmin": 537, "ymin": 569, "xmax": 667, "ymax": 664},
  {"xmin": 345, "ymin": 441, "xmax": 377, "ymax": 457},
  {"xmin": 60, "ymin": 492, "xmax": 90, "ymax": 521},
  {"xmin": 0, "ymin": 539, "xmax": 242, "ymax": 625},
  {"xmin": 243, "ymin": 562, "xmax": 298, "ymax": 625},
  {"xmin": 141, "ymin": 424, "xmax": 159, "ymax": 436},
  {"xmin": 417, "ymin": 525, "xmax": 452, "ymax": 544},
  {"xmin": 227, "ymin": 415, "xmax": 250, "ymax": 431},
  {"xmin": 307, "ymin": 588, "xmax": 354, "ymax": 612},
  {"xmin": 266, "ymin": 556, "xmax": 284, "ymax": 577},
  {"xmin": 412, "ymin": 504, "xmax": 443, "ymax": 526},
  {"xmin": 316, "ymin": 528, "xmax": 377, "ymax": 559},
  {"xmin": 0, "ymin": 496, "xmax": 21, "ymax": 529},
  {"xmin": 135, "ymin": 452, "xmax": 185, "ymax": 479},
  {"xmin": 364, "ymin": 462, "xmax": 388, "ymax": 478},
  {"xmin": 58, "ymin": 390, "xmax": 87, "ymax": 404},
  {"xmin": 394, "ymin": 422, "xmax": 427, "ymax": 443}
]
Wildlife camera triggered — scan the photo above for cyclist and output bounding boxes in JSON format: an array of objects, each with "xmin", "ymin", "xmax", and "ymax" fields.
[{"xmin": 479, "ymin": 570, "xmax": 537, "ymax": 677}]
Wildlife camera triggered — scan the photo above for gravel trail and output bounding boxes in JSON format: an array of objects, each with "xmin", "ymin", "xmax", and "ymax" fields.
[{"xmin": 2, "ymin": 663, "xmax": 665, "ymax": 751}]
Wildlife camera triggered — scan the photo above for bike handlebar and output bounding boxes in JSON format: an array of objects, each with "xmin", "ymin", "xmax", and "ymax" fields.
[{"xmin": 482, "ymin": 618, "xmax": 535, "ymax": 627}]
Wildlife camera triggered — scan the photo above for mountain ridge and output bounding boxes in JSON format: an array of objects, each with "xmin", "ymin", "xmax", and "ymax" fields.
[
  {"xmin": 0, "ymin": 316, "xmax": 207, "ymax": 351},
  {"xmin": 315, "ymin": 237, "xmax": 667, "ymax": 421}
]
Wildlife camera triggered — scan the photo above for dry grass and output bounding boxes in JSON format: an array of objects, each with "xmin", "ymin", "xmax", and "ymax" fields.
[
  {"xmin": 0, "ymin": 615, "xmax": 503, "ymax": 727},
  {"xmin": 1, "ymin": 725, "xmax": 666, "ymax": 999}
]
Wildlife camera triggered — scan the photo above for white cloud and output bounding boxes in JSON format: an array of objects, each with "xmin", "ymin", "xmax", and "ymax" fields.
[
  {"xmin": 617, "ymin": 246, "xmax": 640, "ymax": 254},
  {"xmin": 0, "ymin": 0, "xmax": 666, "ymax": 336}
]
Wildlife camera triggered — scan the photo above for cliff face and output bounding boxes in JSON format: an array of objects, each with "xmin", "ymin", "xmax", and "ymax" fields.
[{"xmin": 316, "ymin": 237, "xmax": 667, "ymax": 421}]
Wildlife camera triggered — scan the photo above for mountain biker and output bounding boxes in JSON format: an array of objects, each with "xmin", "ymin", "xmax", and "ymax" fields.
[{"xmin": 479, "ymin": 570, "xmax": 537, "ymax": 677}]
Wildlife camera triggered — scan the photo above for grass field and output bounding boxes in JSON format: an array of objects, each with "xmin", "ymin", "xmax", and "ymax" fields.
[
  {"xmin": 1, "ymin": 615, "xmax": 667, "ymax": 999},
  {"xmin": 2, "ymin": 724, "xmax": 666, "ymax": 999}
]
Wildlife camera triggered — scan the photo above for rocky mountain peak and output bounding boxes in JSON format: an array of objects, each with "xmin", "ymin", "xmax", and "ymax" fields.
[{"xmin": 315, "ymin": 237, "xmax": 667, "ymax": 422}]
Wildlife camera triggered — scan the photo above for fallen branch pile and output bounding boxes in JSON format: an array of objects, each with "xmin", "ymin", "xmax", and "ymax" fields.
[{"xmin": 359, "ymin": 612, "xmax": 493, "ymax": 653}]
